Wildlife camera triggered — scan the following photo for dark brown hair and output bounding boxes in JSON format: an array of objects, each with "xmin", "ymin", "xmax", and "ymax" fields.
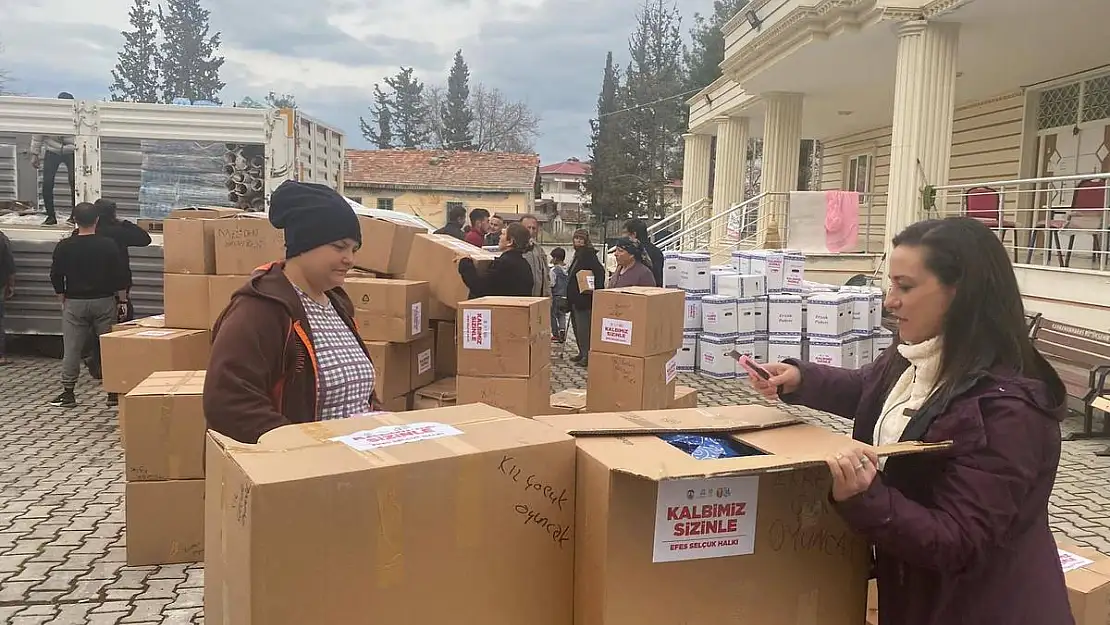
[
  {"xmin": 887, "ymin": 217, "xmax": 1066, "ymax": 415},
  {"xmin": 505, "ymin": 223, "xmax": 531, "ymax": 250}
]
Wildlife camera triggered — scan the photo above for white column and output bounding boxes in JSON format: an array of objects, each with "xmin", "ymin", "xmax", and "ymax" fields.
[
  {"xmin": 886, "ymin": 20, "xmax": 959, "ymax": 256},
  {"xmin": 73, "ymin": 101, "xmax": 101, "ymax": 203},
  {"xmin": 710, "ymin": 116, "xmax": 749, "ymax": 254},
  {"xmin": 757, "ymin": 93, "xmax": 803, "ymax": 247},
  {"xmin": 681, "ymin": 133, "xmax": 713, "ymax": 248}
]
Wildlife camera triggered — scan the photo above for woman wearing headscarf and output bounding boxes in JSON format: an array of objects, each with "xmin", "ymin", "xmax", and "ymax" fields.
[
  {"xmin": 607, "ymin": 237, "xmax": 656, "ymax": 288},
  {"xmin": 565, "ymin": 229, "xmax": 604, "ymax": 367},
  {"xmin": 203, "ymin": 181, "xmax": 380, "ymax": 444},
  {"xmin": 744, "ymin": 217, "xmax": 1071, "ymax": 625}
]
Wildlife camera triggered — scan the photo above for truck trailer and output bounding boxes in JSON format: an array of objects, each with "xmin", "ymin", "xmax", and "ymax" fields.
[{"xmin": 0, "ymin": 96, "xmax": 345, "ymax": 335}]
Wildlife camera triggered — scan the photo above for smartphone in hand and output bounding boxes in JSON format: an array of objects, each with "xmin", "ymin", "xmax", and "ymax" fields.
[{"xmin": 727, "ymin": 350, "xmax": 771, "ymax": 380}]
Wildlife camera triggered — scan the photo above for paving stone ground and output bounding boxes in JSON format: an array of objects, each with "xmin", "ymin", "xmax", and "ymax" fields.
[{"xmin": 2, "ymin": 345, "xmax": 1109, "ymax": 623}]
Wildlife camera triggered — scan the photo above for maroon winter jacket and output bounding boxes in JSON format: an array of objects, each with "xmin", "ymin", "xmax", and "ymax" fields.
[{"xmin": 783, "ymin": 346, "xmax": 1073, "ymax": 625}]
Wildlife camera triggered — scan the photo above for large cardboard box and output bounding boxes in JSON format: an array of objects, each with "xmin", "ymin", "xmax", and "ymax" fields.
[
  {"xmin": 213, "ymin": 214, "xmax": 285, "ymax": 275},
  {"xmin": 1056, "ymin": 536, "xmax": 1110, "ymax": 625},
  {"xmin": 100, "ymin": 328, "xmax": 211, "ymax": 394},
  {"xmin": 670, "ymin": 385, "xmax": 698, "ymax": 408},
  {"xmin": 163, "ymin": 273, "xmax": 210, "ymax": 330},
  {"xmin": 121, "ymin": 371, "xmax": 206, "ymax": 480},
  {"xmin": 204, "ymin": 405, "xmax": 576, "ymax": 625},
  {"xmin": 536, "ymin": 407, "xmax": 946, "ymax": 625},
  {"xmin": 434, "ymin": 320, "xmax": 457, "ymax": 377},
  {"xmin": 413, "ymin": 377, "xmax": 457, "ymax": 410},
  {"xmin": 113, "ymin": 314, "xmax": 164, "ymax": 332},
  {"xmin": 355, "ymin": 215, "xmax": 424, "ymax": 275},
  {"xmin": 364, "ymin": 341, "xmax": 413, "ymax": 400},
  {"xmin": 586, "ymin": 351, "xmax": 677, "ymax": 413},
  {"xmin": 542, "ymin": 389, "xmax": 587, "ymax": 415},
  {"xmin": 163, "ymin": 207, "xmax": 242, "ymax": 274},
  {"xmin": 345, "ymin": 277, "xmax": 430, "ymax": 343},
  {"xmin": 457, "ymin": 366, "xmax": 551, "ymax": 417},
  {"xmin": 457, "ymin": 297, "xmax": 550, "ymax": 378},
  {"xmin": 591, "ymin": 287, "xmax": 685, "ymax": 358},
  {"xmin": 207, "ymin": 274, "xmax": 248, "ymax": 329},
  {"xmin": 405, "ymin": 233, "xmax": 498, "ymax": 311},
  {"xmin": 125, "ymin": 479, "xmax": 204, "ymax": 566}
]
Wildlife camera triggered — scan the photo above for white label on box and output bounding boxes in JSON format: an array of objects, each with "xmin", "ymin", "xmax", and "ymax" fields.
[
  {"xmin": 332, "ymin": 422, "xmax": 463, "ymax": 450},
  {"xmin": 417, "ymin": 349, "xmax": 432, "ymax": 375},
  {"xmin": 665, "ymin": 355, "xmax": 678, "ymax": 383},
  {"xmin": 461, "ymin": 309, "xmax": 492, "ymax": 349},
  {"xmin": 600, "ymin": 318, "xmax": 633, "ymax": 345},
  {"xmin": 134, "ymin": 330, "xmax": 174, "ymax": 337},
  {"xmin": 586, "ymin": 275, "xmax": 595, "ymax": 290},
  {"xmin": 1059, "ymin": 549, "xmax": 1095, "ymax": 573},
  {"xmin": 653, "ymin": 476, "xmax": 760, "ymax": 563},
  {"xmin": 411, "ymin": 302, "xmax": 422, "ymax": 336}
]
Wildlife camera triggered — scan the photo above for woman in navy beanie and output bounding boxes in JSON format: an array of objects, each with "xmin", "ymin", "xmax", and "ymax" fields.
[{"xmin": 203, "ymin": 180, "xmax": 383, "ymax": 444}]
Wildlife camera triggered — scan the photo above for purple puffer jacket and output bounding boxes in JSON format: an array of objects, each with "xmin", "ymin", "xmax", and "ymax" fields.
[{"xmin": 782, "ymin": 347, "xmax": 1073, "ymax": 625}]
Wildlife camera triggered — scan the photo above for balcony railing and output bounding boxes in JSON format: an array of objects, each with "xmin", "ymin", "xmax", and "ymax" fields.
[{"xmin": 931, "ymin": 173, "xmax": 1110, "ymax": 273}]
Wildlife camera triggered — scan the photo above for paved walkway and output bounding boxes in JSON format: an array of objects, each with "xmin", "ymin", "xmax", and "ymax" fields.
[{"xmin": 1, "ymin": 351, "xmax": 1108, "ymax": 623}]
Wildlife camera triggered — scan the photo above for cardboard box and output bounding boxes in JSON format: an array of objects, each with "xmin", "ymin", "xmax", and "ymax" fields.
[
  {"xmin": 207, "ymin": 275, "xmax": 248, "ymax": 329},
  {"xmin": 542, "ymin": 389, "xmax": 587, "ymax": 415},
  {"xmin": 121, "ymin": 371, "xmax": 206, "ymax": 481},
  {"xmin": 113, "ymin": 314, "xmax": 165, "ymax": 332},
  {"xmin": 163, "ymin": 207, "xmax": 243, "ymax": 274},
  {"xmin": 591, "ymin": 287, "xmax": 685, "ymax": 358},
  {"xmin": 576, "ymin": 271, "xmax": 596, "ymax": 293},
  {"xmin": 457, "ymin": 366, "xmax": 551, "ymax": 417},
  {"xmin": 413, "ymin": 377, "xmax": 457, "ymax": 409},
  {"xmin": 355, "ymin": 215, "xmax": 424, "ymax": 275},
  {"xmin": 434, "ymin": 320, "xmax": 457, "ymax": 377},
  {"xmin": 379, "ymin": 392, "xmax": 412, "ymax": 412},
  {"xmin": 535, "ymin": 407, "xmax": 946, "ymax": 625},
  {"xmin": 125, "ymin": 479, "xmax": 204, "ymax": 566},
  {"xmin": 364, "ymin": 341, "xmax": 412, "ymax": 399},
  {"xmin": 1056, "ymin": 536, "xmax": 1110, "ymax": 625},
  {"xmin": 213, "ymin": 214, "xmax": 285, "ymax": 275},
  {"xmin": 100, "ymin": 328, "xmax": 211, "ymax": 394},
  {"xmin": 409, "ymin": 334, "xmax": 436, "ymax": 390},
  {"xmin": 457, "ymin": 297, "xmax": 550, "ymax": 378},
  {"xmin": 670, "ymin": 385, "xmax": 698, "ymax": 408},
  {"xmin": 345, "ymin": 277, "xmax": 430, "ymax": 343},
  {"xmin": 404, "ymin": 233, "xmax": 498, "ymax": 311},
  {"xmin": 163, "ymin": 273, "xmax": 210, "ymax": 330},
  {"xmin": 587, "ymin": 351, "xmax": 676, "ymax": 413},
  {"xmin": 204, "ymin": 405, "xmax": 576, "ymax": 625}
]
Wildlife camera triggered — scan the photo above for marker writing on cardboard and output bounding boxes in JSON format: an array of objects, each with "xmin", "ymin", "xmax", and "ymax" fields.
[{"xmin": 499, "ymin": 455, "xmax": 573, "ymax": 548}]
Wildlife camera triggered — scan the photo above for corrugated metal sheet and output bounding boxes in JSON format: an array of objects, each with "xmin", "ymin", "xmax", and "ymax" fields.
[
  {"xmin": 3, "ymin": 227, "xmax": 164, "ymax": 335},
  {"xmin": 0, "ymin": 143, "xmax": 16, "ymax": 201},
  {"xmin": 103, "ymin": 137, "xmax": 143, "ymax": 222}
]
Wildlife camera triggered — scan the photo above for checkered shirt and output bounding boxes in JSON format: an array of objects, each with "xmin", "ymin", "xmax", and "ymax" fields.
[{"xmin": 295, "ymin": 288, "xmax": 376, "ymax": 421}]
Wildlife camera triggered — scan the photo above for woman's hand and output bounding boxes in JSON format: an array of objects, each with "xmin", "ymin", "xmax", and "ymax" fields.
[
  {"xmin": 826, "ymin": 446, "xmax": 880, "ymax": 501},
  {"xmin": 741, "ymin": 361, "xmax": 801, "ymax": 399}
]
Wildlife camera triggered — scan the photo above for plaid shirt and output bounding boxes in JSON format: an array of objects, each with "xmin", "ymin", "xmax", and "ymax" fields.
[{"xmin": 296, "ymin": 288, "xmax": 376, "ymax": 421}]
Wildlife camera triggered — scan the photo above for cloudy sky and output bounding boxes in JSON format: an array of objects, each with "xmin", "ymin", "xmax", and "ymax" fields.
[{"xmin": 1, "ymin": 0, "xmax": 714, "ymax": 163}]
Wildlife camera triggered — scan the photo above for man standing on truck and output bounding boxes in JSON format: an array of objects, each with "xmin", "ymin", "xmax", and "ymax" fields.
[
  {"xmin": 48, "ymin": 202, "xmax": 127, "ymax": 408},
  {"xmin": 0, "ymin": 228, "xmax": 15, "ymax": 366},
  {"xmin": 29, "ymin": 92, "xmax": 78, "ymax": 226}
]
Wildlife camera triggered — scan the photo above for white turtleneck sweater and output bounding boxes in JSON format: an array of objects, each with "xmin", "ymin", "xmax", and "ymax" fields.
[{"xmin": 873, "ymin": 337, "xmax": 943, "ymax": 466}]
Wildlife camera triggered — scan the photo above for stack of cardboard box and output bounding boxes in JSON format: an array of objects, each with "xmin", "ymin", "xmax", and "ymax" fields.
[
  {"xmin": 586, "ymin": 286, "xmax": 685, "ymax": 412},
  {"xmin": 121, "ymin": 371, "xmax": 207, "ymax": 566},
  {"xmin": 456, "ymin": 297, "xmax": 551, "ymax": 417}
]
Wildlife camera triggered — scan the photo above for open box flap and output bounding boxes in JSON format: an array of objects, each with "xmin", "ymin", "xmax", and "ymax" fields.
[{"xmin": 533, "ymin": 405, "xmax": 800, "ymax": 436}]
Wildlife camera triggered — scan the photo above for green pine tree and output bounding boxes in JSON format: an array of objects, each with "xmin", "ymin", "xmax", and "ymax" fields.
[
  {"xmin": 110, "ymin": 0, "xmax": 160, "ymax": 102},
  {"xmin": 442, "ymin": 50, "xmax": 475, "ymax": 149},
  {"xmin": 359, "ymin": 84, "xmax": 395, "ymax": 149},
  {"xmin": 585, "ymin": 52, "xmax": 637, "ymax": 221},
  {"xmin": 156, "ymin": 0, "xmax": 225, "ymax": 103},
  {"xmin": 685, "ymin": 0, "xmax": 749, "ymax": 92},
  {"xmin": 385, "ymin": 67, "xmax": 431, "ymax": 148}
]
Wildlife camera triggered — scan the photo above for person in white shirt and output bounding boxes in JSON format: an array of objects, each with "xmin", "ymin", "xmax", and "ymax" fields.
[{"xmin": 29, "ymin": 92, "xmax": 77, "ymax": 225}]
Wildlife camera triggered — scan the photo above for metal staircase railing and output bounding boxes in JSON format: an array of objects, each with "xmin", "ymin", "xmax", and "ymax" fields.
[{"xmin": 656, "ymin": 193, "xmax": 768, "ymax": 252}]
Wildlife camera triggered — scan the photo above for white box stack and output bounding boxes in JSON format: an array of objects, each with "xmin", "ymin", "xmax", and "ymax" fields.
[
  {"xmin": 663, "ymin": 251, "xmax": 682, "ymax": 288},
  {"xmin": 698, "ymin": 333, "xmax": 736, "ymax": 379},
  {"xmin": 677, "ymin": 331, "xmax": 698, "ymax": 372}
]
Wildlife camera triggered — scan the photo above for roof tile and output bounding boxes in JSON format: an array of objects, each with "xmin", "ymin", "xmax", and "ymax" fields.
[{"xmin": 345, "ymin": 149, "xmax": 539, "ymax": 192}]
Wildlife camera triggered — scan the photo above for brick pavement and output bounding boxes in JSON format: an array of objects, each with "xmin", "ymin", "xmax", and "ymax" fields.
[{"xmin": 1, "ymin": 350, "xmax": 1109, "ymax": 623}]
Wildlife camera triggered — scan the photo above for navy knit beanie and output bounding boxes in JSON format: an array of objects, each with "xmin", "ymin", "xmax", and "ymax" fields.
[{"xmin": 268, "ymin": 180, "xmax": 361, "ymax": 258}]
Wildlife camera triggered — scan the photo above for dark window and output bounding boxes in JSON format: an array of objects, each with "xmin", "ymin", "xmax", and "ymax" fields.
[
  {"xmin": 446, "ymin": 201, "xmax": 464, "ymax": 211},
  {"xmin": 377, "ymin": 197, "xmax": 394, "ymax": 211}
]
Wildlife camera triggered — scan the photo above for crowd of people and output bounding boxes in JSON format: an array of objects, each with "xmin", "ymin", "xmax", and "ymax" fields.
[{"xmin": 0, "ymin": 178, "xmax": 1082, "ymax": 623}]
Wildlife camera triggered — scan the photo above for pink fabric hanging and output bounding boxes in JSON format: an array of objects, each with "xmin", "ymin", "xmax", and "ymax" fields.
[{"xmin": 824, "ymin": 191, "xmax": 860, "ymax": 252}]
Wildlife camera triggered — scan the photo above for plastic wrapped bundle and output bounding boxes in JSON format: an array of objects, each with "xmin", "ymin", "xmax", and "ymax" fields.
[{"xmin": 138, "ymin": 140, "xmax": 233, "ymax": 219}]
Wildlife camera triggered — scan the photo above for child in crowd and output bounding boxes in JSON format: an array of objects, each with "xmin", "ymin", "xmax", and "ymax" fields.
[{"xmin": 549, "ymin": 247, "xmax": 568, "ymax": 342}]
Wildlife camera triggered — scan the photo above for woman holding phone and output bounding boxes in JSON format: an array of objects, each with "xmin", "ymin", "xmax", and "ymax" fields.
[{"xmin": 743, "ymin": 217, "xmax": 1071, "ymax": 625}]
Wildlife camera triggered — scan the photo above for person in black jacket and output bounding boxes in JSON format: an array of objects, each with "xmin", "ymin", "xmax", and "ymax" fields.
[
  {"xmin": 434, "ymin": 204, "xmax": 467, "ymax": 241},
  {"xmin": 79, "ymin": 199, "xmax": 153, "ymax": 380},
  {"xmin": 624, "ymin": 218, "xmax": 664, "ymax": 287},
  {"xmin": 457, "ymin": 223, "xmax": 534, "ymax": 297},
  {"xmin": 565, "ymin": 229, "xmax": 605, "ymax": 367}
]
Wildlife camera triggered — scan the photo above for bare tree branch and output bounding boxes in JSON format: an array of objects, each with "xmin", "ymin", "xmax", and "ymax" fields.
[{"xmin": 424, "ymin": 81, "xmax": 540, "ymax": 153}]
